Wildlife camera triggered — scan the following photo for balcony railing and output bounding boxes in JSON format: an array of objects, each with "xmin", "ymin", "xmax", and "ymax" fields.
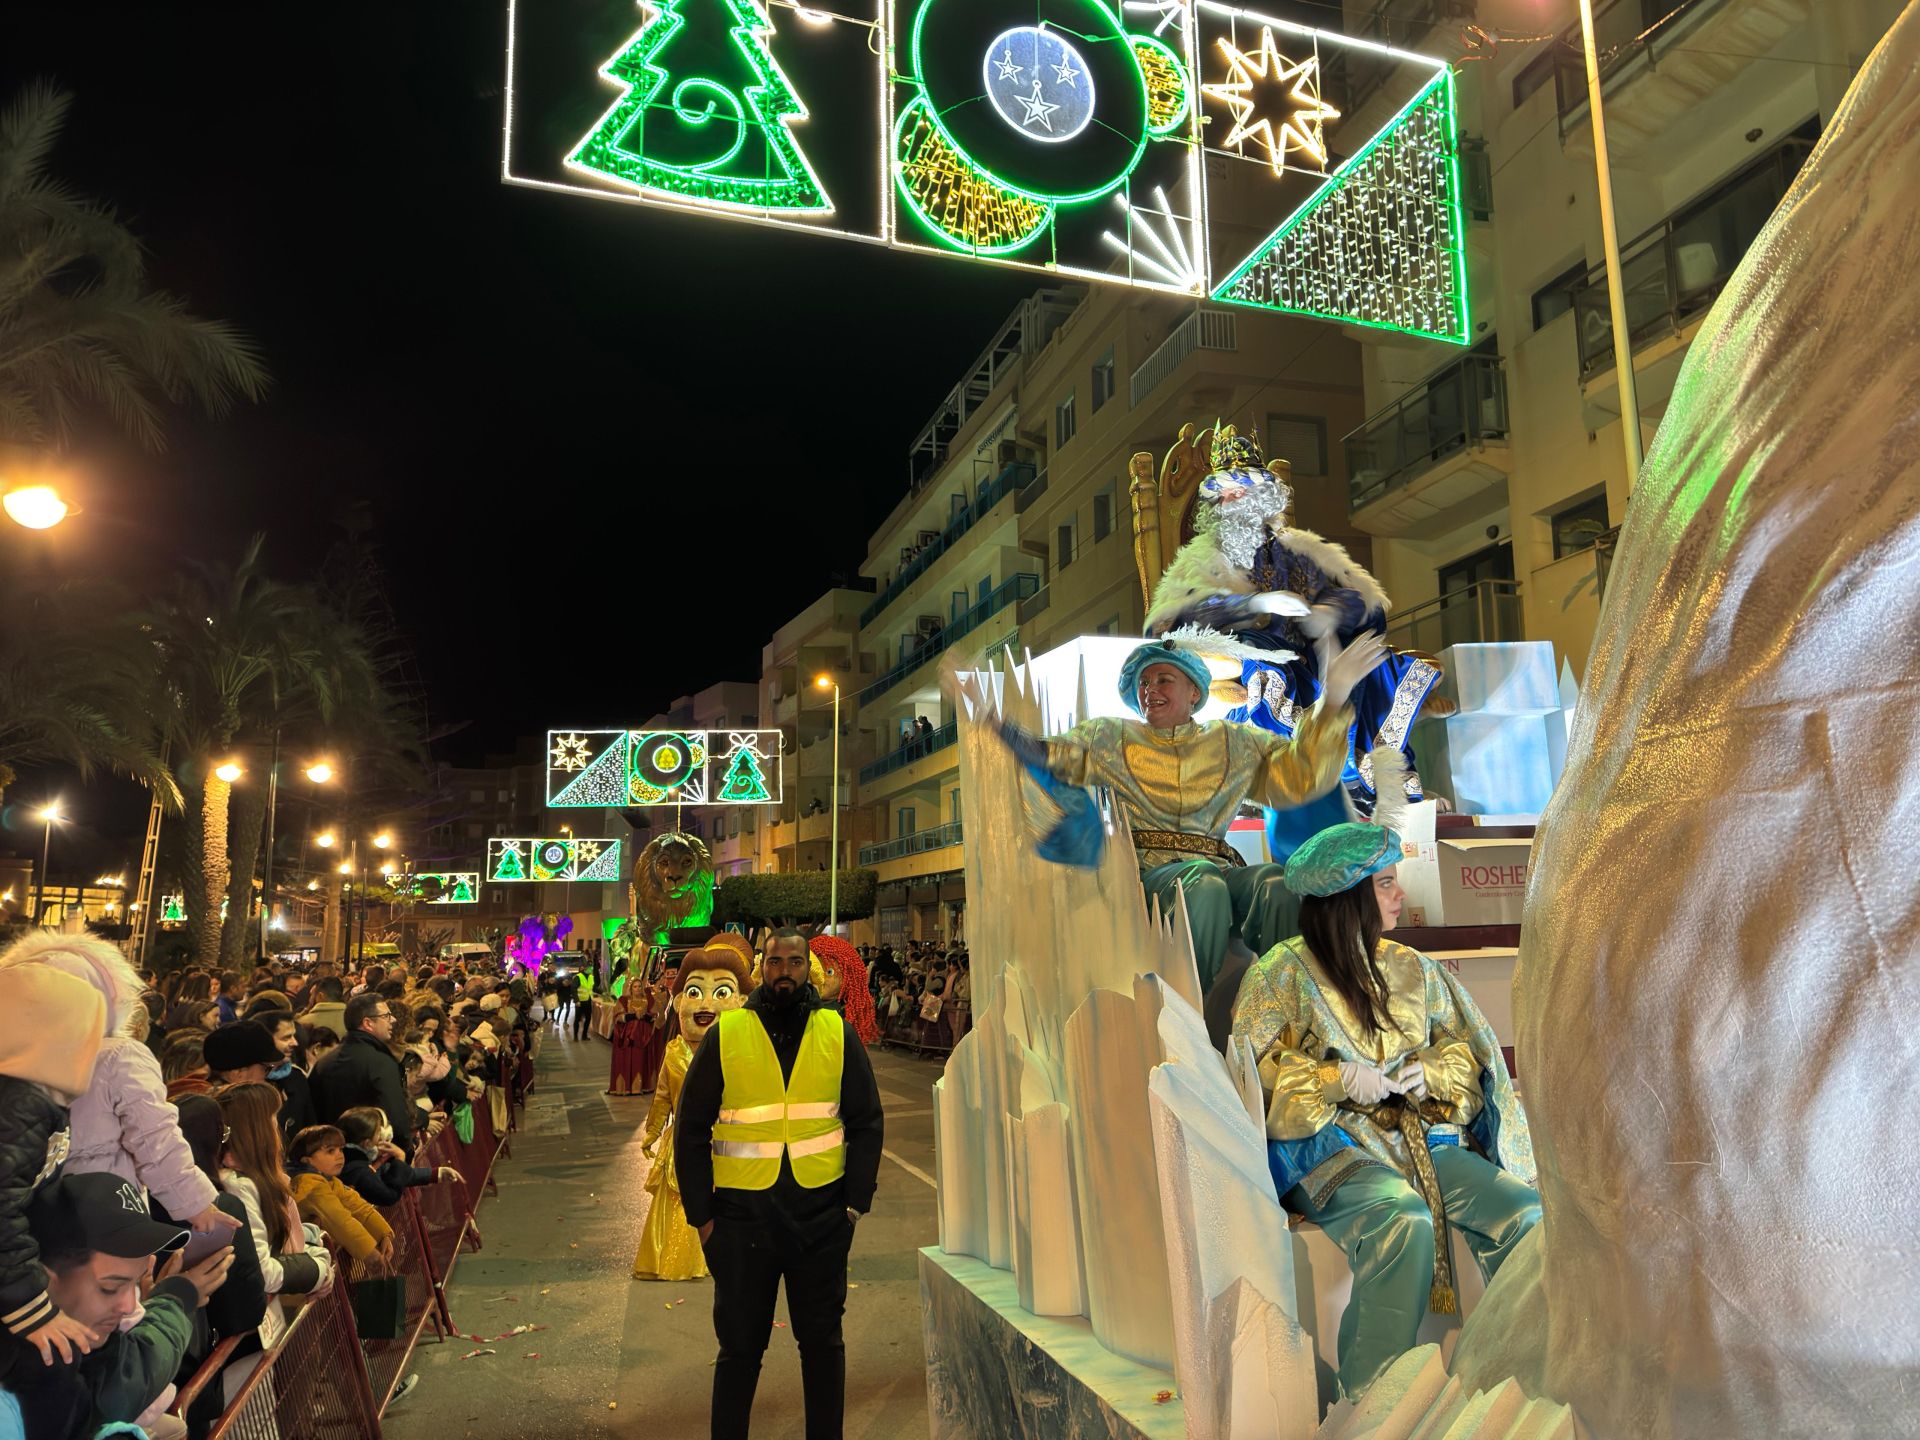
[
  {"xmin": 1322, "ymin": 0, "xmax": 1478, "ymax": 115},
  {"xmin": 1016, "ymin": 585, "xmax": 1050, "ymax": 625},
  {"xmin": 1129, "ymin": 309, "xmax": 1236, "ymax": 409},
  {"xmin": 1345, "ymin": 355, "xmax": 1508, "ymax": 513},
  {"xmin": 859, "ymin": 720, "xmax": 957, "ymax": 785},
  {"xmin": 1383, "ymin": 579, "xmax": 1523, "ymax": 655},
  {"xmin": 858, "ymin": 573, "xmax": 1039, "ymax": 706},
  {"xmin": 1552, "ymin": 0, "xmax": 1728, "ymax": 130},
  {"xmin": 1014, "ymin": 467, "xmax": 1050, "ymax": 514},
  {"xmin": 859, "ymin": 821, "xmax": 964, "ymax": 867},
  {"xmin": 861, "ymin": 461, "xmax": 1034, "ymax": 627},
  {"xmin": 1570, "ymin": 137, "xmax": 1810, "ymax": 380}
]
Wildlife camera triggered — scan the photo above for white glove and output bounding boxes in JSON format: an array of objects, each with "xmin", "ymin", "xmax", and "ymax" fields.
[
  {"xmin": 1387, "ymin": 1059, "xmax": 1428, "ymax": 1101},
  {"xmin": 1248, "ymin": 590, "xmax": 1312, "ymax": 618},
  {"xmin": 1338, "ymin": 1060, "xmax": 1392, "ymax": 1107},
  {"xmin": 1321, "ymin": 632, "xmax": 1390, "ymax": 711},
  {"xmin": 1297, "ymin": 603, "xmax": 1341, "ymax": 639}
]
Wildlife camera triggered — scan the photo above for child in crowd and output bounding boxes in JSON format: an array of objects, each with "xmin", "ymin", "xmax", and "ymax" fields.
[
  {"xmin": 286, "ymin": 1126, "xmax": 395, "ymax": 1269},
  {"xmin": 336, "ymin": 1108, "xmax": 458, "ymax": 1206},
  {"xmin": 304, "ymin": 1027, "xmax": 342, "ymax": 1069},
  {"xmin": 0, "ymin": 958, "xmax": 110, "ymax": 1435},
  {"xmin": 216, "ymin": 1083, "xmax": 333, "ymax": 1348}
]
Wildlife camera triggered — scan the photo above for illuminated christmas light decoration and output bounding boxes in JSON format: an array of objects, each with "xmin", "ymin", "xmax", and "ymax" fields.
[
  {"xmin": 717, "ymin": 735, "xmax": 775, "ymax": 801},
  {"xmin": 161, "ymin": 893, "xmax": 187, "ymax": 924},
  {"xmin": 1100, "ymin": 185, "xmax": 1204, "ymax": 290},
  {"xmin": 545, "ymin": 729, "xmax": 784, "ymax": 806},
  {"xmin": 1212, "ymin": 70, "xmax": 1468, "ymax": 343},
  {"xmin": 566, "ymin": 0, "xmax": 832, "ymax": 213},
  {"xmin": 1122, "ymin": 0, "xmax": 1190, "ymax": 38},
  {"xmin": 387, "ymin": 872, "xmax": 480, "ymax": 905},
  {"xmin": 894, "ymin": 99, "xmax": 1053, "ymax": 254},
  {"xmin": 1133, "ymin": 35, "xmax": 1191, "ymax": 135},
  {"xmin": 487, "ymin": 837, "xmax": 626, "ymax": 882},
  {"xmin": 550, "ymin": 733, "xmax": 592, "ymax": 772},
  {"xmin": 1201, "ymin": 23, "xmax": 1339, "ymax": 174}
]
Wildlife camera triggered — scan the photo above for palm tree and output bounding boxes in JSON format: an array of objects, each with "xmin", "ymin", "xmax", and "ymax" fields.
[{"xmin": 0, "ymin": 82, "xmax": 267, "ymax": 448}]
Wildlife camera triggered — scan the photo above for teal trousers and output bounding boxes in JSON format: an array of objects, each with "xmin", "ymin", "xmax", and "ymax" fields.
[
  {"xmin": 1140, "ymin": 859, "xmax": 1299, "ymax": 995},
  {"xmin": 1288, "ymin": 1144, "xmax": 1540, "ymax": 1399}
]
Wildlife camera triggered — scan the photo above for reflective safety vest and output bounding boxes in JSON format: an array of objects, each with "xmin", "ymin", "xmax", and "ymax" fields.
[{"xmin": 711, "ymin": 1008, "xmax": 846, "ymax": 1190}]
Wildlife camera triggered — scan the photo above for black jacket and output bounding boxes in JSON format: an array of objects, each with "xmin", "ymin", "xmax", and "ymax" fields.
[
  {"xmin": 0, "ymin": 1076, "xmax": 68, "ymax": 1343},
  {"xmin": 675, "ymin": 985, "xmax": 883, "ymax": 1245},
  {"xmin": 339, "ymin": 1145, "xmax": 434, "ymax": 1207},
  {"xmin": 309, "ymin": 1032, "xmax": 414, "ymax": 1151},
  {"xmin": 270, "ymin": 1065, "xmax": 317, "ymax": 1139}
]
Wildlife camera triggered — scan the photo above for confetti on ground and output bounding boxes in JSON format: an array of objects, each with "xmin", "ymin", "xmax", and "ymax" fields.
[
  {"xmin": 523, "ymin": 1352, "xmax": 541, "ymax": 1360},
  {"xmin": 468, "ymin": 1334, "xmax": 485, "ymax": 1342},
  {"xmin": 460, "ymin": 1348, "xmax": 497, "ymax": 1360},
  {"xmin": 663, "ymin": 1303, "xmax": 672, "ymax": 1311},
  {"xmin": 1154, "ymin": 1390, "xmax": 1175, "ymax": 1405},
  {"xmin": 674, "ymin": 1298, "xmax": 686, "ymax": 1306},
  {"xmin": 539, "ymin": 1287, "xmax": 552, "ymax": 1296},
  {"xmin": 608, "ymin": 1402, "xmax": 618, "ymax": 1410},
  {"xmin": 848, "ymin": 1283, "xmax": 859, "ymax": 1289}
]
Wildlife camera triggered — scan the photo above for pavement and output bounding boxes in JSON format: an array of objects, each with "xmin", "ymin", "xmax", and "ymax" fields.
[{"xmin": 381, "ymin": 1017, "xmax": 943, "ymax": 1440}]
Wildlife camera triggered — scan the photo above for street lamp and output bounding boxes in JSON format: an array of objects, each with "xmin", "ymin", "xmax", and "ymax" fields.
[
  {"xmin": 304, "ymin": 762, "xmax": 334, "ymax": 784},
  {"xmin": 372, "ymin": 832, "xmax": 392, "ymax": 850},
  {"xmin": 214, "ymin": 760, "xmax": 243, "ymax": 784},
  {"xmin": 34, "ymin": 804, "xmax": 63, "ymax": 925},
  {"xmin": 2, "ymin": 485, "xmax": 69, "ymax": 530},
  {"xmin": 262, "ymin": 754, "xmax": 334, "ymax": 963},
  {"xmin": 1567, "ymin": 0, "xmax": 1643, "ymax": 487},
  {"xmin": 814, "ymin": 674, "xmax": 841, "ymax": 934},
  {"xmin": 314, "ymin": 831, "xmax": 336, "ymax": 848}
]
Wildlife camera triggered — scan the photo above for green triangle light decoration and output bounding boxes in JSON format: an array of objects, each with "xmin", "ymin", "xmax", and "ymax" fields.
[
  {"xmin": 566, "ymin": 0, "xmax": 831, "ymax": 214},
  {"xmin": 550, "ymin": 733, "xmax": 629, "ymax": 806},
  {"xmin": 1211, "ymin": 70, "xmax": 1468, "ymax": 344}
]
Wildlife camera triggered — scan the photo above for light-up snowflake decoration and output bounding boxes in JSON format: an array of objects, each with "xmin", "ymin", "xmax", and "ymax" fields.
[
  {"xmin": 1201, "ymin": 25, "xmax": 1339, "ymax": 174},
  {"xmin": 550, "ymin": 733, "xmax": 592, "ymax": 771}
]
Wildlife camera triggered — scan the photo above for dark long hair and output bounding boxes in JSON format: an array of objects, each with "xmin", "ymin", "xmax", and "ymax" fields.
[
  {"xmin": 1298, "ymin": 883, "xmax": 1392, "ymax": 1038},
  {"xmin": 218, "ymin": 1082, "xmax": 295, "ymax": 1251}
]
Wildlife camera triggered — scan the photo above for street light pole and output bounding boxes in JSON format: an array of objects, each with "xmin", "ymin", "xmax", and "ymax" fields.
[
  {"xmin": 34, "ymin": 807, "xmax": 60, "ymax": 925},
  {"xmin": 1576, "ymin": 0, "xmax": 1644, "ymax": 488},
  {"xmin": 259, "ymin": 732, "xmax": 280, "ymax": 964},
  {"xmin": 815, "ymin": 675, "xmax": 841, "ymax": 934}
]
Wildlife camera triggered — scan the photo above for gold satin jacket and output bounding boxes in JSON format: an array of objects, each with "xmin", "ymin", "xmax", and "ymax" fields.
[{"xmin": 1043, "ymin": 700, "xmax": 1351, "ymax": 869}]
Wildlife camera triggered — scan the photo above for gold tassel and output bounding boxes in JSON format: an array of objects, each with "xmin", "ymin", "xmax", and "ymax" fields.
[{"xmin": 1429, "ymin": 1281, "xmax": 1457, "ymax": 1316}]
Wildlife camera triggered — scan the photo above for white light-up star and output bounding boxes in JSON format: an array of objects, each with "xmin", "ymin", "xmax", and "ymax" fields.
[
  {"xmin": 1016, "ymin": 80, "xmax": 1061, "ymax": 132},
  {"xmin": 1052, "ymin": 58, "xmax": 1081, "ymax": 87},
  {"xmin": 550, "ymin": 733, "xmax": 592, "ymax": 771},
  {"xmin": 994, "ymin": 47, "xmax": 1024, "ymax": 82},
  {"xmin": 1202, "ymin": 27, "xmax": 1341, "ymax": 174}
]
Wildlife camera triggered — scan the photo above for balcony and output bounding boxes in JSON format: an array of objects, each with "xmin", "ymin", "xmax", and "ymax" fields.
[
  {"xmin": 1383, "ymin": 579, "xmax": 1523, "ymax": 655},
  {"xmin": 1552, "ymin": 0, "xmax": 1813, "ymax": 161},
  {"xmin": 1345, "ymin": 355, "xmax": 1510, "ymax": 537},
  {"xmin": 861, "ymin": 461, "xmax": 1034, "ymax": 628},
  {"xmin": 859, "ymin": 821, "xmax": 964, "ymax": 867},
  {"xmin": 1128, "ymin": 309, "xmax": 1236, "ymax": 410},
  {"xmin": 1014, "ymin": 467, "xmax": 1049, "ymax": 514},
  {"xmin": 857, "ymin": 573, "xmax": 1039, "ymax": 707},
  {"xmin": 859, "ymin": 720, "xmax": 957, "ymax": 785},
  {"xmin": 1572, "ymin": 138, "xmax": 1811, "ymax": 388},
  {"xmin": 1322, "ymin": 0, "xmax": 1478, "ymax": 117}
]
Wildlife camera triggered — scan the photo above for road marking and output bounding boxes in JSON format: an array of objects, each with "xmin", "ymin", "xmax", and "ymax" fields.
[{"xmin": 883, "ymin": 1148, "xmax": 937, "ymax": 1190}]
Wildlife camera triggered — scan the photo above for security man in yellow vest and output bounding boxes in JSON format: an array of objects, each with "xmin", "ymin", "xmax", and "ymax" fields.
[{"xmin": 677, "ymin": 927, "xmax": 884, "ymax": 1440}]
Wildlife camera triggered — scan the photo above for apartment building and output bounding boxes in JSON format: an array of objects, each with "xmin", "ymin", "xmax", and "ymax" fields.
[
  {"xmin": 1330, "ymin": 0, "xmax": 1901, "ymax": 676},
  {"xmin": 850, "ymin": 283, "xmax": 1370, "ymax": 945},
  {"xmin": 753, "ymin": 588, "xmax": 875, "ymax": 882}
]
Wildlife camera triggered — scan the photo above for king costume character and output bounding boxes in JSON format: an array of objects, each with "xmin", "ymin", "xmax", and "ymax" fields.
[
  {"xmin": 1231, "ymin": 823, "xmax": 1538, "ymax": 1399},
  {"xmin": 1144, "ymin": 426, "xmax": 1443, "ymax": 860}
]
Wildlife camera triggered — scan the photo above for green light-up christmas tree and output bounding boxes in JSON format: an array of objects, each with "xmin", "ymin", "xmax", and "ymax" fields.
[
  {"xmin": 568, "ymin": 0, "xmax": 831, "ymax": 213},
  {"xmin": 717, "ymin": 744, "xmax": 773, "ymax": 802},
  {"xmin": 493, "ymin": 843, "xmax": 526, "ymax": 882}
]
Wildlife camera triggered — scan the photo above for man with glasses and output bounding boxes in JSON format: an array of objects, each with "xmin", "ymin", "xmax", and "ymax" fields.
[{"xmin": 309, "ymin": 992, "xmax": 414, "ymax": 1154}]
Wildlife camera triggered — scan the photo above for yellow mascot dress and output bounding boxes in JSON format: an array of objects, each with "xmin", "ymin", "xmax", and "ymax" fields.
[{"xmin": 632, "ymin": 941, "xmax": 750, "ymax": 1281}]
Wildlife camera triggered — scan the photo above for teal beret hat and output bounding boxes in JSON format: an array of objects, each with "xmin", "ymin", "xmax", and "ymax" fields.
[
  {"xmin": 1119, "ymin": 639, "xmax": 1214, "ymax": 716},
  {"xmin": 1283, "ymin": 822, "xmax": 1404, "ymax": 897}
]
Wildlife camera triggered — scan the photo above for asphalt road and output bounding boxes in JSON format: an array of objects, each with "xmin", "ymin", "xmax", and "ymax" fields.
[{"xmin": 382, "ymin": 1020, "xmax": 943, "ymax": 1440}]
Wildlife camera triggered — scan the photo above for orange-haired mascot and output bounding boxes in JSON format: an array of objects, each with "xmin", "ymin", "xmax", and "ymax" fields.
[
  {"xmin": 633, "ymin": 943, "xmax": 751, "ymax": 1281},
  {"xmin": 810, "ymin": 936, "xmax": 878, "ymax": 1046}
]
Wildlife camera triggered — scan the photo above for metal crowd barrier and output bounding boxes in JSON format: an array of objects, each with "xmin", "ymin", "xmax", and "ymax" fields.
[{"xmin": 177, "ymin": 1092, "xmax": 510, "ymax": 1439}]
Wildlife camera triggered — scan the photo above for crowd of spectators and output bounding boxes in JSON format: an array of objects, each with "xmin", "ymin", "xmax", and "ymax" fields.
[
  {"xmin": 854, "ymin": 941, "xmax": 970, "ymax": 1051},
  {"xmin": 0, "ymin": 928, "xmax": 532, "ymax": 1440}
]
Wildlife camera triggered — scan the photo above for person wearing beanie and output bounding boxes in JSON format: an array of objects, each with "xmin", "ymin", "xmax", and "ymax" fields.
[
  {"xmin": 0, "ymin": 963, "xmax": 110, "ymax": 1413},
  {"xmin": 202, "ymin": 1022, "xmax": 280, "ymax": 1088},
  {"xmin": 0, "ymin": 932, "xmax": 237, "ymax": 1256},
  {"xmin": 1231, "ymin": 821, "xmax": 1537, "ymax": 1400}
]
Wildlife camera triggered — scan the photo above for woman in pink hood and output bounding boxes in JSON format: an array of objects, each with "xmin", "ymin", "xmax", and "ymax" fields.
[{"xmin": 0, "ymin": 930, "xmax": 236, "ymax": 1236}]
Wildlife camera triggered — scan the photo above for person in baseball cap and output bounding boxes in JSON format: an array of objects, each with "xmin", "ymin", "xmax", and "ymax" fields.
[{"xmin": 202, "ymin": 1020, "xmax": 281, "ymax": 1086}]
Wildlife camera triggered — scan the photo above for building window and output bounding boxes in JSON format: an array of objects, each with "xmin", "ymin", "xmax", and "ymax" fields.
[
  {"xmin": 468, "ymin": 789, "xmax": 485, "ymax": 803},
  {"xmin": 898, "ymin": 806, "xmax": 916, "ymax": 838},
  {"xmin": 951, "ymin": 788, "xmax": 962, "ymax": 824},
  {"xmin": 1551, "ymin": 494, "xmax": 1611, "ymax": 558},
  {"xmin": 1091, "ymin": 348, "xmax": 1115, "ymax": 412},
  {"xmin": 1263, "ymin": 414, "xmax": 1328, "ymax": 476},
  {"xmin": 1055, "ymin": 392, "xmax": 1077, "ymax": 447},
  {"xmin": 1511, "ymin": 49, "xmax": 1553, "ymax": 110},
  {"xmin": 1531, "ymin": 260, "xmax": 1585, "ymax": 331},
  {"xmin": 1057, "ymin": 520, "xmax": 1077, "ymax": 571},
  {"xmin": 1096, "ymin": 615, "xmax": 1121, "ymax": 636},
  {"xmin": 1092, "ymin": 483, "xmax": 1115, "ymax": 542}
]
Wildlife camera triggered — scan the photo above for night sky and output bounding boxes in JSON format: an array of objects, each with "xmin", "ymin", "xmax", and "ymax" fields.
[{"xmin": 1, "ymin": 1, "xmax": 1041, "ymax": 790}]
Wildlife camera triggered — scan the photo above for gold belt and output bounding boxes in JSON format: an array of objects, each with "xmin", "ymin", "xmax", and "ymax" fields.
[
  {"xmin": 1340, "ymin": 1094, "xmax": 1458, "ymax": 1315},
  {"xmin": 1131, "ymin": 830, "xmax": 1244, "ymax": 867}
]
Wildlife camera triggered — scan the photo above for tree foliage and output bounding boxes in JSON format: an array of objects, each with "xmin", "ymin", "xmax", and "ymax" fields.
[{"xmin": 713, "ymin": 869, "xmax": 878, "ymax": 926}]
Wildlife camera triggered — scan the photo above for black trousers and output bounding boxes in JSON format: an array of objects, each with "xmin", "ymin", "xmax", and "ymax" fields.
[
  {"xmin": 705, "ymin": 1214, "xmax": 852, "ymax": 1440},
  {"xmin": 572, "ymin": 1000, "xmax": 592, "ymax": 1039}
]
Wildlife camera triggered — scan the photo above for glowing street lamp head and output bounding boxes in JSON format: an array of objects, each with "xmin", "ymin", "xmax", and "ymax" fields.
[
  {"xmin": 214, "ymin": 761, "xmax": 243, "ymax": 783},
  {"xmin": 304, "ymin": 762, "xmax": 335, "ymax": 784},
  {"xmin": 373, "ymin": 832, "xmax": 393, "ymax": 850},
  {"xmin": 815, "ymin": 673, "xmax": 837, "ymax": 692},
  {"xmin": 3, "ymin": 486, "xmax": 69, "ymax": 530},
  {"xmin": 315, "ymin": 831, "xmax": 336, "ymax": 848},
  {"xmin": 379, "ymin": 863, "xmax": 395, "ymax": 877},
  {"xmin": 37, "ymin": 805, "xmax": 63, "ymax": 824},
  {"xmin": 306, "ymin": 880, "xmax": 320, "ymax": 891},
  {"xmin": 337, "ymin": 860, "xmax": 353, "ymax": 876}
]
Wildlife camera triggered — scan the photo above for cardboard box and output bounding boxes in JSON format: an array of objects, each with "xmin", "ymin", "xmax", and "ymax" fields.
[{"xmin": 1401, "ymin": 833, "xmax": 1532, "ymax": 928}]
